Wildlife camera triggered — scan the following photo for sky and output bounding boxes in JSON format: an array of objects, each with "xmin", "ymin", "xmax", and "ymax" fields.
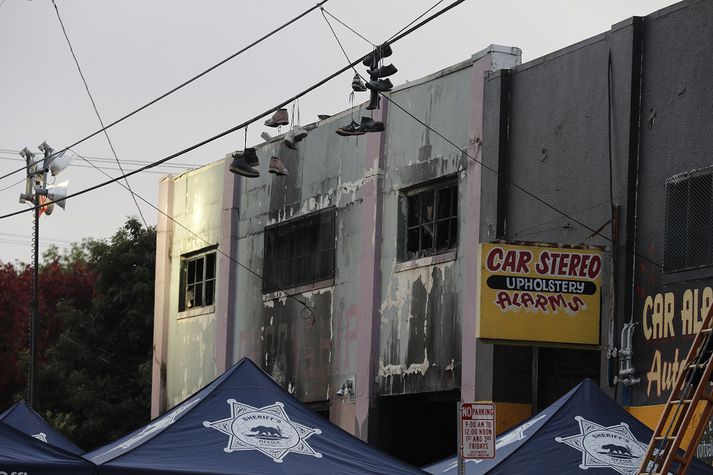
[{"xmin": 0, "ymin": 0, "xmax": 680, "ymax": 265}]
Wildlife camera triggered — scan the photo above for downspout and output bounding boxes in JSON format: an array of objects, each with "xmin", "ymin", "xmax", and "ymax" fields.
[
  {"xmin": 496, "ymin": 70, "xmax": 512, "ymax": 239},
  {"xmin": 618, "ymin": 17, "xmax": 646, "ymax": 399}
]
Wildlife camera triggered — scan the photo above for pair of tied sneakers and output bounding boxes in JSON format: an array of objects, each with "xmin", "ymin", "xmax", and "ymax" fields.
[
  {"xmin": 283, "ymin": 127, "xmax": 308, "ymax": 150},
  {"xmin": 228, "ymin": 148, "xmax": 289, "ymax": 177},
  {"xmin": 229, "ymin": 148, "xmax": 260, "ymax": 178},
  {"xmin": 354, "ymin": 70, "xmax": 395, "ymax": 93},
  {"xmin": 336, "ymin": 116, "xmax": 385, "ymax": 136},
  {"xmin": 362, "ymin": 42, "xmax": 392, "ymax": 69}
]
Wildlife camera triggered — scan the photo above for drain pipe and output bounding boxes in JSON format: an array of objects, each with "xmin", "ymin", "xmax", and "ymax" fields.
[{"xmin": 615, "ymin": 322, "xmax": 641, "ymax": 387}]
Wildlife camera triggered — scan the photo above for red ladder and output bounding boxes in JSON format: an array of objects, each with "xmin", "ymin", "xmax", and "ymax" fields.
[{"xmin": 638, "ymin": 305, "xmax": 713, "ymax": 474}]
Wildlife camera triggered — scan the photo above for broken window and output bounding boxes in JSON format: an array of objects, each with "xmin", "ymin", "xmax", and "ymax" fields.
[
  {"xmin": 402, "ymin": 179, "xmax": 458, "ymax": 261},
  {"xmin": 664, "ymin": 167, "xmax": 713, "ymax": 272},
  {"xmin": 263, "ymin": 207, "xmax": 335, "ymax": 293},
  {"xmin": 179, "ymin": 248, "xmax": 217, "ymax": 311}
]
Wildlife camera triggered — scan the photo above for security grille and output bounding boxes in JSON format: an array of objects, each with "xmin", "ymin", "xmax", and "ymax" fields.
[
  {"xmin": 664, "ymin": 167, "xmax": 713, "ymax": 273},
  {"xmin": 179, "ymin": 248, "xmax": 217, "ymax": 311},
  {"xmin": 402, "ymin": 180, "xmax": 458, "ymax": 261},
  {"xmin": 263, "ymin": 207, "xmax": 335, "ymax": 293}
]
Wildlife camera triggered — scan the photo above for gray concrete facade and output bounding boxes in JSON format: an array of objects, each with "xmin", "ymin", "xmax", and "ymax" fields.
[
  {"xmin": 152, "ymin": 45, "xmax": 521, "ymax": 464},
  {"xmin": 153, "ymin": 0, "xmax": 713, "ymax": 463}
]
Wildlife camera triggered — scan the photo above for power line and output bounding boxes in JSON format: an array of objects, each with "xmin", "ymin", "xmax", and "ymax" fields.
[
  {"xmin": 0, "ymin": 177, "xmax": 25, "ymax": 192},
  {"xmin": 0, "ymin": 150, "xmax": 202, "ymax": 169},
  {"xmin": 0, "ymin": 0, "xmax": 330, "ymax": 184},
  {"xmin": 0, "ymin": 1, "xmax": 469, "ymax": 318},
  {"xmin": 0, "ymin": 156, "xmax": 176, "ymax": 176},
  {"xmin": 68, "ymin": 149, "xmax": 316, "ymax": 319},
  {"xmin": 51, "ymin": 0, "xmax": 148, "ymax": 228},
  {"xmin": 0, "ymin": 231, "xmax": 73, "ymax": 244},
  {"xmin": 321, "ymin": 6, "xmax": 664, "ymax": 271},
  {"xmin": 0, "ymin": 0, "xmax": 467, "ymax": 223}
]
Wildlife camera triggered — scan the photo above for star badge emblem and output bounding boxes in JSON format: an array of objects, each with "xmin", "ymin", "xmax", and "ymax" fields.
[
  {"xmin": 203, "ymin": 399, "xmax": 322, "ymax": 463},
  {"xmin": 555, "ymin": 416, "xmax": 648, "ymax": 475}
]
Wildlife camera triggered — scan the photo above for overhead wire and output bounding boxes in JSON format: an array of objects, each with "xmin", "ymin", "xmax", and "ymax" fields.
[
  {"xmin": 0, "ymin": 0, "xmax": 330, "ymax": 184},
  {"xmin": 0, "ymin": 149, "xmax": 202, "ymax": 169},
  {"xmin": 0, "ymin": 177, "xmax": 25, "ymax": 193},
  {"xmin": 51, "ymin": 0, "xmax": 148, "ymax": 227},
  {"xmin": 0, "ymin": 0, "xmax": 468, "ymax": 224},
  {"xmin": 44, "ymin": 1, "xmax": 470, "ymax": 320},
  {"xmin": 67, "ymin": 148, "xmax": 316, "ymax": 319},
  {"xmin": 320, "ymin": 6, "xmax": 664, "ymax": 271},
  {"xmin": 0, "ymin": 1, "xmax": 470, "ymax": 322},
  {"xmin": 0, "ymin": 157, "xmax": 182, "ymax": 176}
]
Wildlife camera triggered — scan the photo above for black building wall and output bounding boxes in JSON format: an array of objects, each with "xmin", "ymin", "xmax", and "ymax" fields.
[{"xmin": 482, "ymin": 0, "xmax": 713, "ymax": 418}]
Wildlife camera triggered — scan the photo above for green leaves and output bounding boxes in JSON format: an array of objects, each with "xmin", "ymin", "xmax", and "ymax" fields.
[{"xmin": 0, "ymin": 217, "xmax": 156, "ymax": 450}]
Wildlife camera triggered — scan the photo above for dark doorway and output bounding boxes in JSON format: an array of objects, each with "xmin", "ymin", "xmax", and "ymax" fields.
[
  {"xmin": 537, "ymin": 346, "xmax": 600, "ymax": 410},
  {"xmin": 375, "ymin": 391, "xmax": 459, "ymax": 467}
]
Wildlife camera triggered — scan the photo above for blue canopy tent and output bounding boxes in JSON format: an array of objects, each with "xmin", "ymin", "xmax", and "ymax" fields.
[
  {"xmin": 0, "ymin": 420, "xmax": 95, "ymax": 475},
  {"xmin": 0, "ymin": 400, "xmax": 83, "ymax": 454},
  {"xmin": 86, "ymin": 357, "xmax": 428, "ymax": 474},
  {"xmin": 423, "ymin": 379, "xmax": 713, "ymax": 475}
]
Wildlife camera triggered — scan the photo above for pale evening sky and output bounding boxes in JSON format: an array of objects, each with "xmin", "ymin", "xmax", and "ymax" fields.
[{"xmin": 0, "ymin": 0, "xmax": 678, "ymax": 264}]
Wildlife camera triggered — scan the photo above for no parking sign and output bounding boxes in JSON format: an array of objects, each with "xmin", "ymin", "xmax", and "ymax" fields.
[{"xmin": 460, "ymin": 402, "xmax": 496, "ymax": 459}]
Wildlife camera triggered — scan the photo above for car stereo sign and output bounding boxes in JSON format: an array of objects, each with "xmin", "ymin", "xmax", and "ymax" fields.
[{"xmin": 477, "ymin": 243, "xmax": 602, "ymax": 345}]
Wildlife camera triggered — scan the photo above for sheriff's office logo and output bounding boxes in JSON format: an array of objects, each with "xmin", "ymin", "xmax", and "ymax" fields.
[
  {"xmin": 555, "ymin": 416, "xmax": 647, "ymax": 475},
  {"xmin": 32, "ymin": 432, "xmax": 47, "ymax": 443},
  {"xmin": 203, "ymin": 399, "xmax": 322, "ymax": 463}
]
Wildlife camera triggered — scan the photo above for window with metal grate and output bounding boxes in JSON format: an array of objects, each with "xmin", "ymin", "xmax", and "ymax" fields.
[
  {"xmin": 263, "ymin": 207, "xmax": 336, "ymax": 293},
  {"xmin": 664, "ymin": 168, "xmax": 713, "ymax": 273}
]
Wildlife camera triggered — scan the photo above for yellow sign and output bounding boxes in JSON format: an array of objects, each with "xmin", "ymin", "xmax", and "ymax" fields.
[{"xmin": 477, "ymin": 243, "xmax": 602, "ymax": 345}]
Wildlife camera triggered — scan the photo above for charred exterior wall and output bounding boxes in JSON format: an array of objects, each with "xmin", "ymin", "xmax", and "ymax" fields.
[{"xmin": 377, "ymin": 65, "xmax": 472, "ymax": 395}]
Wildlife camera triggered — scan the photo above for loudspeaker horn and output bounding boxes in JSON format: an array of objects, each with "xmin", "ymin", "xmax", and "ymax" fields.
[{"xmin": 47, "ymin": 180, "xmax": 69, "ymax": 211}]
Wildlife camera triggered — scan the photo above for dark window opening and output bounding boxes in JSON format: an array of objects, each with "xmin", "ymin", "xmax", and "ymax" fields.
[
  {"xmin": 402, "ymin": 180, "xmax": 458, "ymax": 261},
  {"xmin": 179, "ymin": 249, "xmax": 217, "ymax": 312},
  {"xmin": 263, "ymin": 207, "xmax": 336, "ymax": 293},
  {"xmin": 664, "ymin": 168, "xmax": 713, "ymax": 273}
]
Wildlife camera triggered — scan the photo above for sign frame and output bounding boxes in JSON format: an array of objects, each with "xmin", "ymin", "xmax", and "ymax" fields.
[
  {"xmin": 460, "ymin": 402, "xmax": 496, "ymax": 460},
  {"xmin": 477, "ymin": 242, "xmax": 603, "ymax": 345}
]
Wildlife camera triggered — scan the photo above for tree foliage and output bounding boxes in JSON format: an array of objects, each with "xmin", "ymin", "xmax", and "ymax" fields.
[
  {"xmin": 0, "ymin": 251, "xmax": 94, "ymax": 410},
  {"xmin": 0, "ymin": 218, "xmax": 156, "ymax": 450}
]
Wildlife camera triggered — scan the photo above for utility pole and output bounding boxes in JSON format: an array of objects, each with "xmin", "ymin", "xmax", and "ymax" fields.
[{"xmin": 19, "ymin": 142, "xmax": 71, "ymax": 409}]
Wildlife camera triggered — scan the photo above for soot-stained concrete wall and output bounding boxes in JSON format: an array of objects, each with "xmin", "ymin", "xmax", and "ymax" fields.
[{"xmin": 378, "ymin": 63, "xmax": 473, "ymax": 395}]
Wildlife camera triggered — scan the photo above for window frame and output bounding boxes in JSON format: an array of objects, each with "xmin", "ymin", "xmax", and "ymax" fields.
[
  {"xmin": 263, "ymin": 207, "xmax": 336, "ymax": 293},
  {"xmin": 399, "ymin": 177, "xmax": 458, "ymax": 262},
  {"xmin": 178, "ymin": 246, "xmax": 218, "ymax": 312}
]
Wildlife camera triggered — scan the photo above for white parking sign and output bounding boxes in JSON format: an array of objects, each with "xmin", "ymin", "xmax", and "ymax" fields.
[{"xmin": 460, "ymin": 402, "xmax": 496, "ymax": 459}]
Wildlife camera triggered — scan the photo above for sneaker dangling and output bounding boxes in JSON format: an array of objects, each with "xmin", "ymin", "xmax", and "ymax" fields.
[
  {"xmin": 365, "ymin": 78, "xmax": 393, "ymax": 92},
  {"xmin": 269, "ymin": 157, "xmax": 289, "ymax": 176},
  {"xmin": 264, "ymin": 109, "xmax": 289, "ymax": 127},
  {"xmin": 244, "ymin": 147, "xmax": 259, "ymax": 166},
  {"xmin": 336, "ymin": 120, "xmax": 366, "ymax": 136},
  {"xmin": 352, "ymin": 73, "xmax": 367, "ymax": 92},
  {"xmin": 293, "ymin": 126, "xmax": 308, "ymax": 142},
  {"xmin": 366, "ymin": 90, "xmax": 381, "ymax": 111},
  {"xmin": 359, "ymin": 116, "xmax": 385, "ymax": 133},
  {"xmin": 228, "ymin": 151, "xmax": 259, "ymax": 178},
  {"xmin": 283, "ymin": 130, "xmax": 297, "ymax": 150},
  {"xmin": 366, "ymin": 63, "xmax": 398, "ymax": 78}
]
